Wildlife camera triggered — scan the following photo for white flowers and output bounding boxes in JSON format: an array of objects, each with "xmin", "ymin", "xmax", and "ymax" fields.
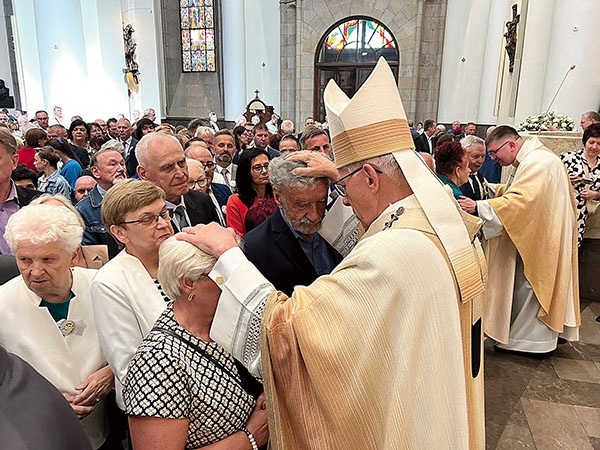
[{"xmin": 518, "ymin": 111, "xmax": 575, "ymax": 132}]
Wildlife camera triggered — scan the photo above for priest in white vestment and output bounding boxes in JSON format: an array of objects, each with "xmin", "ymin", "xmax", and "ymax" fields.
[
  {"xmin": 459, "ymin": 126, "xmax": 580, "ymax": 354},
  {"xmin": 180, "ymin": 58, "xmax": 487, "ymax": 449}
]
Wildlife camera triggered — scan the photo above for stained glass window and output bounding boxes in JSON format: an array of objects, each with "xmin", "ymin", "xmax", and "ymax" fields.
[
  {"xmin": 318, "ymin": 18, "xmax": 398, "ymax": 63},
  {"xmin": 180, "ymin": 0, "xmax": 215, "ymax": 72}
]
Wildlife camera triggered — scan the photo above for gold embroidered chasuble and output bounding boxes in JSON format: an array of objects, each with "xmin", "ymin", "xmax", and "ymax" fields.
[
  {"xmin": 259, "ymin": 195, "xmax": 482, "ymax": 449},
  {"xmin": 484, "ymin": 137, "xmax": 580, "ymax": 343}
]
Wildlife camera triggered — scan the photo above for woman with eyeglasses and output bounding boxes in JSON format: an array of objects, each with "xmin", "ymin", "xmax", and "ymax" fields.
[
  {"xmin": 91, "ymin": 179, "xmax": 174, "ymax": 414},
  {"xmin": 226, "ymin": 148, "xmax": 274, "ymax": 236}
]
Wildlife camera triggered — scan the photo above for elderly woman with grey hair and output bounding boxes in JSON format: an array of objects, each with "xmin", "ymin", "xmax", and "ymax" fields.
[
  {"xmin": 0, "ymin": 203, "xmax": 113, "ymax": 449},
  {"xmin": 123, "ymin": 236, "xmax": 269, "ymax": 450}
]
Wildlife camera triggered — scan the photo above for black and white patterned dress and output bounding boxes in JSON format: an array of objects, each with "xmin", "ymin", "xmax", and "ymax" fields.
[
  {"xmin": 123, "ymin": 302, "xmax": 256, "ymax": 449},
  {"xmin": 560, "ymin": 149, "xmax": 600, "ymax": 244}
]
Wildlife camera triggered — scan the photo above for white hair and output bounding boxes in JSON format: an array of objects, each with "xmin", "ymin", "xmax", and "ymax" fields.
[
  {"xmin": 460, "ymin": 135, "xmax": 485, "ymax": 151},
  {"xmin": 195, "ymin": 126, "xmax": 215, "ymax": 138},
  {"xmin": 29, "ymin": 194, "xmax": 86, "ymax": 228},
  {"xmin": 5, "ymin": 204, "xmax": 83, "ymax": 254},
  {"xmin": 343, "ymin": 153, "xmax": 402, "ymax": 179},
  {"xmin": 280, "ymin": 120, "xmax": 295, "ymax": 134},
  {"xmin": 100, "ymin": 139, "xmax": 125, "ymax": 155},
  {"xmin": 158, "ymin": 236, "xmax": 217, "ymax": 301},
  {"xmin": 269, "ymin": 153, "xmax": 328, "ymax": 191},
  {"xmin": 135, "ymin": 132, "xmax": 182, "ymax": 167}
]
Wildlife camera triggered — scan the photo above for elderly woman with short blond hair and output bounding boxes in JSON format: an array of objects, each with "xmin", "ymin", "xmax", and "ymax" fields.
[
  {"xmin": 91, "ymin": 179, "xmax": 174, "ymax": 411},
  {"xmin": 123, "ymin": 236, "xmax": 269, "ymax": 450}
]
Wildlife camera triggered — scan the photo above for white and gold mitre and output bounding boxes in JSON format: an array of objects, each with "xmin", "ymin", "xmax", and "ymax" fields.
[
  {"xmin": 325, "ymin": 58, "xmax": 415, "ymax": 169},
  {"xmin": 325, "ymin": 57, "xmax": 486, "ymax": 302}
]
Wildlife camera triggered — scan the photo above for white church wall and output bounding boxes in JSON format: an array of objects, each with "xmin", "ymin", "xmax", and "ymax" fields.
[
  {"xmin": 222, "ymin": 0, "xmax": 247, "ymax": 121},
  {"xmin": 539, "ymin": 0, "xmax": 600, "ymax": 127},
  {"xmin": 441, "ymin": 0, "xmax": 600, "ymax": 129},
  {"xmin": 243, "ymin": 0, "xmax": 280, "ymax": 116},
  {"xmin": 438, "ymin": 0, "xmax": 495, "ymax": 124},
  {"xmin": 9, "ymin": 0, "xmax": 165, "ymax": 121}
]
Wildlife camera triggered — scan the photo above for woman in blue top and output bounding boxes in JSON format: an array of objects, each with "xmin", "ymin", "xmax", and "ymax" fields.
[
  {"xmin": 434, "ymin": 141, "xmax": 471, "ymax": 199},
  {"xmin": 47, "ymin": 138, "xmax": 82, "ymax": 189}
]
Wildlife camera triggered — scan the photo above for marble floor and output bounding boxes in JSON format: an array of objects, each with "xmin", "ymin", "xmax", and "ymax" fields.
[{"xmin": 485, "ymin": 300, "xmax": 600, "ymax": 450}]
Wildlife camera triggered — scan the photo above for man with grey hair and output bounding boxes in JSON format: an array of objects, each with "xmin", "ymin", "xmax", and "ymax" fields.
[
  {"xmin": 195, "ymin": 125, "xmax": 215, "ymax": 153},
  {"xmin": 459, "ymin": 135, "xmax": 489, "ymax": 201},
  {"xmin": 136, "ymin": 133, "xmax": 218, "ymax": 232},
  {"xmin": 76, "ymin": 147, "xmax": 127, "ymax": 247},
  {"xmin": 580, "ymin": 110, "xmax": 600, "ymax": 131},
  {"xmin": 241, "ymin": 155, "xmax": 342, "ymax": 296},
  {"xmin": 143, "ymin": 107, "xmax": 156, "ymax": 122},
  {"xmin": 280, "ymin": 119, "xmax": 295, "ymax": 136},
  {"xmin": 0, "ymin": 203, "xmax": 113, "ymax": 449}
]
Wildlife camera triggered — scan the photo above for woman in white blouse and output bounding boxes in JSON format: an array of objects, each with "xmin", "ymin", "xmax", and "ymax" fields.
[{"xmin": 91, "ymin": 179, "xmax": 173, "ymax": 410}]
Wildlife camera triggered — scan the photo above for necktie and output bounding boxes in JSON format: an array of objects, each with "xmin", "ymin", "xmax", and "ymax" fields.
[
  {"xmin": 174, "ymin": 204, "xmax": 189, "ymax": 229},
  {"xmin": 222, "ymin": 168, "xmax": 230, "ymax": 188},
  {"xmin": 469, "ymin": 174, "xmax": 481, "ymax": 200}
]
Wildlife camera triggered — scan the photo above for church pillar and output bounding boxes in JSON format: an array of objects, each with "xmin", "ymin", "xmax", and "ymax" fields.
[
  {"xmin": 222, "ymin": 0, "xmax": 247, "ymax": 121},
  {"xmin": 437, "ymin": 0, "xmax": 492, "ymax": 124},
  {"xmin": 279, "ymin": 1, "xmax": 297, "ymax": 124}
]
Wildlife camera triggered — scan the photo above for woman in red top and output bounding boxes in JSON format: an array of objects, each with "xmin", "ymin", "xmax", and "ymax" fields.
[
  {"xmin": 226, "ymin": 148, "xmax": 274, "ymax": 236},
  {"xmin": 18, "ymin": 128, "xmax": 47, "ymax": 173}
]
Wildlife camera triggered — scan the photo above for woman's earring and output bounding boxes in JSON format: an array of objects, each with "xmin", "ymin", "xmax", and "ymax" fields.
[{"xmin": 187, "ymin": 293, "xmax": 194, "ymax": 301}]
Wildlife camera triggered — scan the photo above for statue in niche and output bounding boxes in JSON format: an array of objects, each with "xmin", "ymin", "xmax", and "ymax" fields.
[
  {"xmin": 0, "ymin": 80, "xmax": 15, "ymax": 108},
  {"xmin": 123, "ymin": 24, "xmax": 140, "ymax": 95},
  {"xmin": 504, "ymin": 4, "xmax": 519, "ymax": 73}
]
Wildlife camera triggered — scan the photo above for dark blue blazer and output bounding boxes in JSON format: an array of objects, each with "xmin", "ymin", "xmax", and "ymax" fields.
[
  {"xmin": 242, "ymin": 210, "xmax": 343, "ymax": 296},
  {"xmin": 211, "ymin": 182, "xmax": 232, "ymax": 209}
]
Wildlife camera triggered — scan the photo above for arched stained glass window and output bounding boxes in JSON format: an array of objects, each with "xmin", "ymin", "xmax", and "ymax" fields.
[
  {"xmin": 314, "ymin": 17, "xmax": 399, "ymax": 121},
  {"xmin": 318, "ymin": 18, "xmax": 398, "ymax": 63},
  {"xmin": 180, "ymin": 0, "xmax": 216, "ymax": 72}
]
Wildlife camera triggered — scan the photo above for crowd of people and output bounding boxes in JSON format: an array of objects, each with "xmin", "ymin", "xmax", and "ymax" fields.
[{"xmin": 0, "ymin": 59, "xmax": 598, "ymax": 449}]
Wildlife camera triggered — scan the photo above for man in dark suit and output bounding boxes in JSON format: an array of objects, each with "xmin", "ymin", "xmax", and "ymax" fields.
[
  {"xmin": 137, "ymin": 133, "xmax": 218, "ymax": 232},
  {"xmin": 117, "ymin": 117, "xmax": 139, "ymax": 177},
  {"xmin": 0, "ymin": 345, "xmax": 92, "ymax": 449},
  {"xmin": 185, "ymin": 141, "xmax": 232, "ymax": 225},
  {"xmin": 414, "ymin": 119, "xmax": 438, "ymax": 153},
  {"xmin": 459, "ymin": 135, "xmax": 489, "ymax": 201},
  {"xmin": 242, "ymin": 156, "xmax": 342, "ymax": 296}
]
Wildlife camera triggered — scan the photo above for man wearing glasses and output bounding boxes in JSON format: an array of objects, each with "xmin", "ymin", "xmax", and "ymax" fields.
[
  {"xmin": 459, "ymin": 125, "xmax": 580, "ymax": 355},
  {"xmin": 179, "ymin": 59, "xmax": 486, "ymax": 449}
]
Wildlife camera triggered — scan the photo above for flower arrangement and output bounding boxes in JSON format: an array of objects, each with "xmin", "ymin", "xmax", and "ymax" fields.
[{"xmin": 518, "ymin": 111, "xmax": 575, "ymax": 132}]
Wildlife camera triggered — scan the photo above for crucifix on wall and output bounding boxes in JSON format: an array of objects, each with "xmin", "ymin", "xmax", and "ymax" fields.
[{"xmin": 504, "ymin": 4, "xmax": 519, "ymax": 73}]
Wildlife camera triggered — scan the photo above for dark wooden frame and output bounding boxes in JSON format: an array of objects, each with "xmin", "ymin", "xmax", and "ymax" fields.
[{"xmin": 313, "ymin": 16, "xmax": 400, "ymax": 122}]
